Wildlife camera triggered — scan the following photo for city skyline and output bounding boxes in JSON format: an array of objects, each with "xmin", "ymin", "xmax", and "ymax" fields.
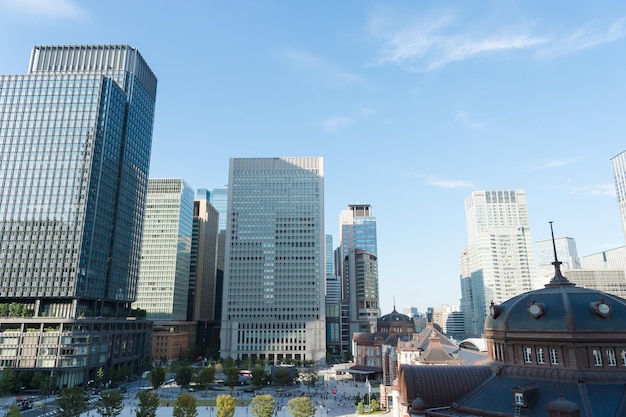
[{"xmin": 1, "ymin": 1, "xmax": 626, "ymax": 312}]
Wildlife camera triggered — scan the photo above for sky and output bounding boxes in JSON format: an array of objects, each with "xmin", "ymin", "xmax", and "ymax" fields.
[{"xmin": 1, "ymin": 0, "xmax": 626, "ymax": 314}]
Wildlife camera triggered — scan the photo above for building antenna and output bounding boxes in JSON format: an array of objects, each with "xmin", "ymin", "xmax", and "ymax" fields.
[{"xmin": 546, "ymin": 221, "xmax": 574, "ymax": 287}]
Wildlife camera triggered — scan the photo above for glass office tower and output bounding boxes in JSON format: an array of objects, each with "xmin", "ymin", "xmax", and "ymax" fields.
[
  {"xmin": 0, "ymin": 45, "xmax": 156, "ymax": 387},
  {"xmin": 220, "ymin": 157, "xmax": 326, "ymax": 364}
]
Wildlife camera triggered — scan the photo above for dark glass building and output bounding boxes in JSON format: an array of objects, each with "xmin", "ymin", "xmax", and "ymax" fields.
[{"xmin": 0, "ymin": 45, "xmax": 157, "ymax": 387}]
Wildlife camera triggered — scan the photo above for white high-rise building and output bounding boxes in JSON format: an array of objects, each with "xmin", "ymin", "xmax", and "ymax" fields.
[
  {"xmin": 133, "ymin": 179, "xmax": 194, "ymax": 321},
  {"xmin": 220, "ymin": 157, "xmax": 326, "ymax": 364},
  {"xmin": 460, "ymin": 190, "xmax": 536, "ymax": 336},
  {"xmin": 534, "ymin": 237, "xmax": 581, "ymax": 289}
]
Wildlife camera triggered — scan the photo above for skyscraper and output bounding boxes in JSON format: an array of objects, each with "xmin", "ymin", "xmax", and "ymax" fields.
[
  {"xmin": 460, "ymin": 190, "xmax": 536, "ymax": 336},
  {"xmin": 220, "ymin": 157, "xmax": 326, "ymax": 364},
  {"xmin": 534, "ymin": 237, "xmax": 581, "ymax": 288},
  {"xmin": 0, "ymin": 44, "xmax": 157, "ymax": 387},
  {"xmin": 611, "ymin": 150, "xmax": 626, "ymax": 241},
  {"xmin": 133, "ymin": 179, "xmax": 194, "ymax": 321},
  {"xmin": 339, "ymin": 204, "xmax": 380, "ymax": 336}
]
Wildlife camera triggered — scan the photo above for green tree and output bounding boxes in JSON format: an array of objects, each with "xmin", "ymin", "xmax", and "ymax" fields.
[
  {"xmin": 274, "ymin": 369, "xmax": 292, "ymax": 387},
  {"xmin": 251, "ymin": 394, "xmax": 275, "ymax": 417},
  {"xmin": 354, "ymin": 394, "xmax": 361, "ymax": 406},
  {"xmin": 149, "ymin": 367, "xmax": 165, "ymax": 390},
  {"xmin": 96, "ymin": 389, "xmax": 124, "ymax": 417},
  {"xmin": 1, "ymin": 366, "xmax": 15, "ymax": 394},
  {"xmin": 251, "ymin": 366, "xmax": 269, "ymax": 388},
  {"xmin": 224, "ymin": 366, "xmax": 239, "ymax": 392},
  {"xmin": 287, "ymin": 397, "xmax": 316, "ymax": 417},
  {"xmin": 173, "ymin": 393, "xmax": 197, "ymax": 417},
  {"xmin": 299, "ymin": 369, "xmax": 318, "ymax": 391},
  {"xmin": 56, "ymin": 386, "xmax": 88, "ymax": 417},
  {"xmin": 8, "ymin": 302, "xmax": 22, "ymax": 317},
  {"xmin": 216, "ymin": 395, "xmax": 235, "ymax": 417},
  {"xmin": 0, "ymin": 304, "xmax": 8, "ymax": 316},
  {"xmin": 176, "ymin": 366, "xmax": 193, "ymax": 389},
  {"xmin": 356, "ymin": 402, "xmax": 364, "ymax": 415},
  {"xmin": 196, "ymin": 366, "xmax": 215, "ymax": 388},
  {"xmin": 137, "ymin": 390, "xmax": 160, "ymax": 417},
  {"xmin": 7, "ymin": 405, "xmax": 21, "ymax": 417},
  {"xmin": 370, "ymin": 399, "xmax": 380, "ymax": 412}
]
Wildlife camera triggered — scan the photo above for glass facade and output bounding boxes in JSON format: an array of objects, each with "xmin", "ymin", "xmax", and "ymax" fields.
[
  {"xmin": 0, "ymin": 44, "xmax": 156, "ymax": 387},
  {"xmin": 220, "ymin": 157, "xmax": 326, "ymax": 364},
  {"xmin": 133, "ymin": 179, "xmax": 194, "ymax": 321}
]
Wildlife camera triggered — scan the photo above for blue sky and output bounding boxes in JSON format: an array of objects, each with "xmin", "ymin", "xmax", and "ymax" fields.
[{"xmin": 1, "ymin": 0, "xmax": 626, "ymax": 314}]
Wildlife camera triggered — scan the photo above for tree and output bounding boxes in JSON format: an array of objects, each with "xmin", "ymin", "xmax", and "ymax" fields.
[
  {"xmin": 299, "ymin": 369, "xmax": 318, "ymax": 391},
  {"xmin": 173, "ymin": 393, "xmax": 197, "ymax": 417},
  {"xmin": 287, "ymin": 397, "xmax": 316, "ymax": 417},
  {"xmin": 176, "ymin": 366, "xmax": 193, "ymax": 389},
  {"xmin": 274, "ymin": 369, "xmax": 292, "ymax": 387},
  {"xmin": 354, "ymin": 394, "xmax": 361, "ymax": 406},
  {"xmin": 216, "ymin": 394, "xmax": 235, "ymax": 417},
  {"xmin": 356, "ymin": 402, "xmax": 364, "ymax": 415},
  {"xmin": 251, "ymin": 366, "xmax": 269, "ymax": 388},
  {"xmin": 196, "ymin": 366, "xmax": 215, "ymax": 388},
  {"xmin": 1, "ymin": 366, "xmax": 15, "ymax": 394},
  {"xmin": 56, "ymin": 386, "xmax": 88, "ymax": 417},
  {"xmin": 150, "ymin": 367, "xmax": 165, "ymax": 389},
  {"xmin": 370, "ymin": 399, "xmax": 380, "ymax": 412},
  {"xmin": 96, "ymin": 389, "xmax": 124, "ymax": 417},
  {"xmin": 251, "ymin": 394, "xmax": 275, "ymax": 417},
  {"xmin": 7, "ymin": 405, "xmax": 21, "ymax": 417},
  {"xmin": 0, "ymin": 304, "xmax": 8, "ymax": 316},
  {"xmin": 137, "ymin": 390, "xmax": 159, "ymax": 417},
  {"xmin": 224, "ymin": 366, "xmax": 239, "ymax": 392}
]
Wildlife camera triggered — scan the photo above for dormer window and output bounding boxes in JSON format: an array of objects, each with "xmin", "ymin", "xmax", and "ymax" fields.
[
  {"xmin": 591, "ymin": 300, "xmax": 612, "ymax": 318},
  {"xmin": 527, "ymin": 301, "xmax": 544, "ymax": 319}
]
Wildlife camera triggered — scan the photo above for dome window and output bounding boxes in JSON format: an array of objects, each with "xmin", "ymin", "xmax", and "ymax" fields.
[
  {"xmin": 591, "ymin": 300, "xmax": 612, "ymax": 318},
  {"xmin": 527, "ymin": 301, "xmax": 544, "ymax": 319},
  {"xmin": 489, "ymin": 302, "xmax": 503, "ymax": 318}
]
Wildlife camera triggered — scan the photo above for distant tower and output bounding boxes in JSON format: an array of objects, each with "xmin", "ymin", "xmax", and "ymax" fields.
[
  {"xmin": 611, "ymin": 150, "xmax": 626, "ymax": 241},
  {"xmin": 460, "ymin": 190, "xmax": 536, "ymax": 336},
  {"xmin": 339, "ymin": 204, "xmax": 381, "ymax": 337},
  {"xmin": 535, "ymin": 237, "xmax": 581, "ymax": 288},
  {"xmin": 133, "ymin": 179, "xmax": 195, "ymax": 320},
  {"xmin": 220, "ymin": 157, "xmax": 326, "ymax": 364}
]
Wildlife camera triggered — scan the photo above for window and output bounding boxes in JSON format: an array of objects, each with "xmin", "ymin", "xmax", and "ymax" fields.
[
  {"xmin": 523, "ymin": 347, "xmax": 532, "ymax": 363},
  {"xmin": 550, "ymin": 348, "xmax": 559, "ymax": 365},
  {"xmin": 621, "ymin": 350, "xmax": 626, "ymax": 366},
  {"xmin": 593, "ymin": 349, "xmax": 603, "ymax": 367},
  {"xmin": 536, "ymin": 348, "xmax": 545, "ymax": 364},
  {"xmin": 607, "ymin": 349, "xmax": 617, "ymax": 367}
]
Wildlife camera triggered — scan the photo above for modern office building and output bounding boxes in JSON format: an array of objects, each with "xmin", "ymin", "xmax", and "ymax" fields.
[
  {"xmin": 583, "ymin": 246, "xmax": 626, "ymax": 270},
  {"xmin": 534, "ymin": 236, "xmax": 581, "ymax": 288},
  {"xmin": 460, "ymin": 190, "xmax": 536, "ymax": 337},
  {"xmin": 220, "ymin": 157, "xmax": 326, "ymax": 364},
  {"xmin": 0, "ymin": 44, "xmax": 157, "ymax": 387},
  {"xmin": 210, "ymin": 187, "xmax": 228, "ymax": 232},
  {"xmin": 339, "ymin": 204, "xmax": 381, "ymax": 342},
  {"xmin": 133, "ymin": 179, "xmax": 194, "ymax": 321},
  {"xmin": 611, "ymin": 150, "xmax": 626, "ymax": 241}
]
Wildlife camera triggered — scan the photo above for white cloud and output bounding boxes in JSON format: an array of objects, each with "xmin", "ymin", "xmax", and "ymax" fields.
[
  {"xmin": 280, "ymin": 48, "xmax": 364, "ymax": 85},
  {"xmin": 0, "ymin": 0, "xmax": 87, "ymax": 19},
  {"xmin": 455, "ymin": 111, "xmax": 487, "ymax": 129},
  {"xmin": 531, "ymin": 158, "xmax": 580, "ymax": 170},
  {"xmin": 569, "ymin": 184, "xmax": 615, "ymax": 197},
  {"xmin": 321, "ymin": 116, "xmax": 354, "ymax": 133},
  {"xmin": 369, "ymin": 12, "xmax": 545, "ymax": 71},
  {"xmin": 536, "ymin": 17, "xmax": 626, "ymax": 58},
  {"xmin": 423, "ymin": 176, "xmax": 476, "ymax": 189}
]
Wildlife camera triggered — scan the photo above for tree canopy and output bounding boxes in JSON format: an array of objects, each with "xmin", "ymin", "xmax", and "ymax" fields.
[
  {"xmin": 251, "ymin": 366, "xmax": 269, "ymax": 388},
  {"xmin": 224, "ymin": 367, "xmax": 239, "ymax": 391},
  {"xmin": 287, "ymin": 397, "xmax": 317, "ymax": 417},
  {"xmin": 150, "ymin": 367, "xmax": 165, "ymax": 389},
  {"xmin": 196, "ymin": 365, "xmax": 216, "ymax": 388},
  {"xmin": 137, "ymin": 390, "xmax": 160, "ymax": 417},
  {"xmin": 216, "ymin": 394, "xmax": 235, "ymax": 417},
  {"xmin": 299, "ymin": 369, "xmax": 318, "ymax": 390},
  {"xmin": 176, "ymin": 366, "xmax": 193, "ymax": 389},
  {"xmin": 251, "ymin": 394, "xmax": 275, "ymax": 417},
  {"xmin": 57, "ymin": 386, "xmax": 89, "ymax": 417},
  {"xmin": 96, "ymin": 390, "xmax": 124, "ymax": 417},
  {"xmin": 173, "ymin": 393, "xmax": 197, "ymax": 417},
  {"xmin": 6, "ymin": 405, "xmax": 21, "ymax": 417}
]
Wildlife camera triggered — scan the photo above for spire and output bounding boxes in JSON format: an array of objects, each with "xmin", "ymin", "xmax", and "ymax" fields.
[{"xmin": 545, "ymin": 222, "xmax": 575, "ymax": 288}]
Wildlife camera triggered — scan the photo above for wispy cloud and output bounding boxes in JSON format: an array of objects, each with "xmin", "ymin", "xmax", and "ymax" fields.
[
  {"xmin": 321, "ymin": 116, "xmax": 354, "ymax": 133},
  {"xmin": 536, "ymin": 17, "xmax": 626, "ymax": 58},
  {"xmin": 530, "ymin": 158, "xmax": 580, "ymax": 170},
  {"xmin": 423, "ymin": 176, "xmax": 476, "ymax": 189},
  {"xmin": 455, "ymin": 111, "xmax": 487, "ymax": 129},
  {"xmin": 569, "ymin": 184, "xmax": 615, "ymax": 197},
  {"xmin": 280, "ymin": 48, "xmax": 364, "ymax": 86},
  {"xmin": 0, "ymin": 0, "xmax": 87, "ymax": 19},
  {"xmin": 369, "ymin": 12, "xmax": 545, "ymax": 72}
]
